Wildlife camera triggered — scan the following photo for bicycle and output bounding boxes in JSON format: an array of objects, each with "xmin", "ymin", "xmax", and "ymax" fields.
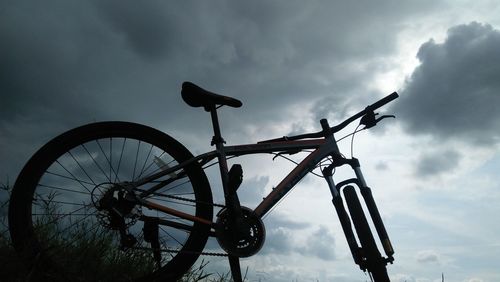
[{"xmin": 9, "ymin": 82, "xmax": 398, "ymax": 281}]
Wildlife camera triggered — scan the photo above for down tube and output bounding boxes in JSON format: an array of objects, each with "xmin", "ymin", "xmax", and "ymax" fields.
[{"xmin": 254, "ymin": 148, "xmax": 325, "ymax": 218}]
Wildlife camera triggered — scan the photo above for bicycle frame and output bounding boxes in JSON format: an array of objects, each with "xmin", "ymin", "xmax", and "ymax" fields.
[
  {"xmin": 130, "ymin": 112, "xmax": 395, "ymax": 278},
  {"xmin": 135, "ymin": 138, "xmax": 329, "ymax": 220},
  {"xmin": 134, "ymin": 119, "xmax": 351, "ymax": 225},
  {"xmin": 128, "ymin": 89, "xmax": 399, "ymax": 281}
]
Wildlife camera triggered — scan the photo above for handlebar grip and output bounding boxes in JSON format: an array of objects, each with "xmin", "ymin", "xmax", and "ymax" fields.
[
  {"xmin": 331, "ymin": 91, "xmax": 399, "ymax": 133},
  {"xmin": 369, "ymin": 92, "xmax": 399, "ymax": 111}
]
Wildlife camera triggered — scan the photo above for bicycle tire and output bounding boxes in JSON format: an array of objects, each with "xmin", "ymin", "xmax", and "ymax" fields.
[
  {"xmin": 343, "ymin": 185, "xmax": 389, "ymax": 282},
  {"xmin": 8, "ymin": 121, "xmax": 213, "ymax": 281}
]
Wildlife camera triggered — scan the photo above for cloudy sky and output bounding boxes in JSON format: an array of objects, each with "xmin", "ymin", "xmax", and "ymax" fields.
[{"xmin": 1, "ymin": 1, "xmax": 500, "ymax": 281}]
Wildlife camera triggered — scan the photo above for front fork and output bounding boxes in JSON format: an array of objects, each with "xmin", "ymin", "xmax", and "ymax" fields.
[{"xmin": 322, "ymin": 156, "xmax": 394, "ymax": 268}]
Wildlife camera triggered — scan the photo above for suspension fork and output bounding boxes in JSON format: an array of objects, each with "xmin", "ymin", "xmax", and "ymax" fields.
[
  {"xmin": 322, "ymin": 164, "xmax": 364, "ymax": 266},
  {"xmin": 319, "ymin": 119, "xmax": 363, "ymax": 264},
  {"xmin": 326, "ymin": 155, "xmax": 394, "ymax": 260},
  {"xmin": 351, "ymin": 160, "xmax": 394, "ymax": 259}
]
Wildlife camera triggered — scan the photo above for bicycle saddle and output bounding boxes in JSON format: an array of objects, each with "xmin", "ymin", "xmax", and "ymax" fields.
[{"xmin": 181, "ymin": 81, "xmax": 243, "ymax": 111}]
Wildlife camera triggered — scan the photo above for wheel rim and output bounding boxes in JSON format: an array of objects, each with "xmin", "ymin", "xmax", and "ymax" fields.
[{"xmin": 28, "ymin": 135, "xmax": 201, "ymax": 278}]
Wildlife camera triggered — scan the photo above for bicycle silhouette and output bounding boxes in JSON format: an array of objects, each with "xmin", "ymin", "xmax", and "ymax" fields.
[{"xmin": 9, "ymin": 82, "xmax": 397, "ymax": 281}]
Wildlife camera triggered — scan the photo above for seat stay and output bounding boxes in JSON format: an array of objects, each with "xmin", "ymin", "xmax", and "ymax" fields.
[{"xmin": 135, "ymin": 150, "xmax": 218, "ymax": 197}]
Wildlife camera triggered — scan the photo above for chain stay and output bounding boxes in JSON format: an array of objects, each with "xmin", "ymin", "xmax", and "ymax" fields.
[
  {"xmin": 141, "ymin": 192, "xmax": 227, "ymax": 256},
  {"xmin": 146, "ymin": 191, "xmax": 226, "ymax": 208}
]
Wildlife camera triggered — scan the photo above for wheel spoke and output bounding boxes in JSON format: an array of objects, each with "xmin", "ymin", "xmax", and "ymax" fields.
[
  {"xmin": 38, "ymin": 183, "xmax": 91, "ymax": 196},
  {"xmin": 137, "ymin": 144, "xmax": 154, "ymax": 179},
  {"xmin": 45, "ymin": 171, "xmax": 95, "ymax": 186},
  {"xmin": 82, "ymin": 143, "xmax": 111, "ymax": 183},
  {"xmin": 96, "ymin": 139, "xmax": 119, "ymax": 183},
  {"xmin": 11, "ymin": 122, "xmax": 212, "ymax": 281},
  {"xmin": 114, "ymin": 138, "xmax": 126, "ymax": 183},
  {"xmin": 132, "ymin": 141, "xmax": 141, "ymax": 181},
  {"xmin": 141, "ymin": 151, "xmax": 167, "ymax": 177},
  {"xmin": 55, "ymin": 158, "xmax": 93, "ymax": 193}
]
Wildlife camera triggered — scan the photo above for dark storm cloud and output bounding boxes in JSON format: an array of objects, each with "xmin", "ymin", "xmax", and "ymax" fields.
[
  {"xmin": 262, "ymin": 227, "xmax": 295, "ymax": 255},
  {"xmin": 0, "ymin": 0, "xmax": 146, "ymax": 182},
  {"xmin": 265, "ymin": 215, "xmax": 310, "ymax": 230},
  {"xmin": 1, "ymin": 1, "xmax": 101, "ymax": 120},
  {"xmin": 415, "ymin": 149, "xmax": 461, "ymax": 178},
  {"xmin": 394, "ymin": 22, "xmax": 500, "ymax": 146},
  {"xmin": 296, "ymin": 226, "xmax": 335, "ymax": 261},
  {"xmin": 1, "ymin": 0, "xmax": 439, "ymax": 182},
  {"xmin": 257, "ymin": 214, "xmax": 334, "ymax": 259},
  {"xmin": 237, "ymin": 176, "xmax": 268, "ymax": 207},
  {"xmin": 94, "ymin": 1, "xmax": 172, "ymax": 59},
  {"xmin": 260, "ymin": 213, "xmax": 310, "ymax": 255}
]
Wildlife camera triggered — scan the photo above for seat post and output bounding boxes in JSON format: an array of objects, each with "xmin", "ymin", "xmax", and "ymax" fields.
[
  {"xmin": 208, "ymin": 104, "xmax": 228, "ymax": 186},
  {"xmin": 208, "ymin": 104, "xmax": 225, "ymax": 146},
  {"xmin": 208, "ymin": 105, "xmax": 235, "ymax": 200}
]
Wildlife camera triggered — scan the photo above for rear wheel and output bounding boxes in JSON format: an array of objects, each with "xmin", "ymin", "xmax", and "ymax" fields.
[
  {"xmin": 9, "ymin": 122, "xmax": 213, "ymax": 281},
  {"xmin": 343, "ymin": 185, "xmax": 389, "ymax": 282}
]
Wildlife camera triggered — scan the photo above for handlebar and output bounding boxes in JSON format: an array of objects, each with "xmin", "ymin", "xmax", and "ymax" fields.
[
  {"xmin": 371, "ymin": 92, "xmax": 400, "ymax": 112},
  {"xmin": 259, "ymin": 92, "xmax": 399, "ymax": 143},
  {"xmin": 331, "ymin": 91, "xmax": 399, "ymax": 133}
]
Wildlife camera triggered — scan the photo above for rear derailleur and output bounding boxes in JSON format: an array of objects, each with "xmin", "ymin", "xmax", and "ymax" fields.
[{"xmin": 92, "ymin": 183, "xmax": 162, "ymax": 265}]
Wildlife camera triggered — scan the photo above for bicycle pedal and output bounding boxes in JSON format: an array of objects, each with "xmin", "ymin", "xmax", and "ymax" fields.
[{"xmin": 228, "ymin": 164, "xmax": 243, "ymax": 193}]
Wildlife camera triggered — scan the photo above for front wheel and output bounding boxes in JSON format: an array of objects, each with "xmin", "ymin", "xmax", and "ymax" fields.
[{"xmin": 9, "ymin": 122, "xmax": 213, "ymax": 281}]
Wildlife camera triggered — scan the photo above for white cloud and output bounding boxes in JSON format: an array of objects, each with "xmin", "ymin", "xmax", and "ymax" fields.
[
  {"xmin": 416, "ymin": 250, "xmax": 440, "ymax": 264},
  {"xmin": 465, "ymin": 279, "xmax": 484, "ymax": 282},
  {"xmin": 394, "ymin": 22, "xmax": 500, "ymax": 146}
]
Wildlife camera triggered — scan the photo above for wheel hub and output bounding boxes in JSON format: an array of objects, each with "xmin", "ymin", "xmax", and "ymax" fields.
[{"xmin": 91, "ymin": 182, "xmax": 141, "ymax": 230}]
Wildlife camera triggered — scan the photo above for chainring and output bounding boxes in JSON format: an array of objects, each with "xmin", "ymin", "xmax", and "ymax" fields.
[{"xmin": 215, "ymin": 206, "xmax": 266, "ymax": 258}]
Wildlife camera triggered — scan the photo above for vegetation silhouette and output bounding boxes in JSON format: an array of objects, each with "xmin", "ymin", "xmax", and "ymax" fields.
[{"xmin": 1, "ymin": 182, "xmax": 234, "ymax": 281}]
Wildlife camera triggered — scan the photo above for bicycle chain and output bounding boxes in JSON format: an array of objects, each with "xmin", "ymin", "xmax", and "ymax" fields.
[
  {"xmin": 161, "ymin": 247, "xmax": 228, "ymax": 257},
  {"xmin": 157, "ymin": 193, "xmax": 226, "ymax": 208}
]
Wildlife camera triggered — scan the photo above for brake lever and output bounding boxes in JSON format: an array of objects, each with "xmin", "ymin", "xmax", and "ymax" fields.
[
  {"xmin": 360, "ymin": 111, "xmax": 395, "ymax": 129},
  {"xmin": 376, "ymin": 114, "xmax": 396, "ymax": 123}
]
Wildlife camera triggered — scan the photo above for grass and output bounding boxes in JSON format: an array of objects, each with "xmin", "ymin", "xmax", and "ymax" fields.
[{"xmin": 0, "ymin": 182, "xmax": 234, "ymax": 282}]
